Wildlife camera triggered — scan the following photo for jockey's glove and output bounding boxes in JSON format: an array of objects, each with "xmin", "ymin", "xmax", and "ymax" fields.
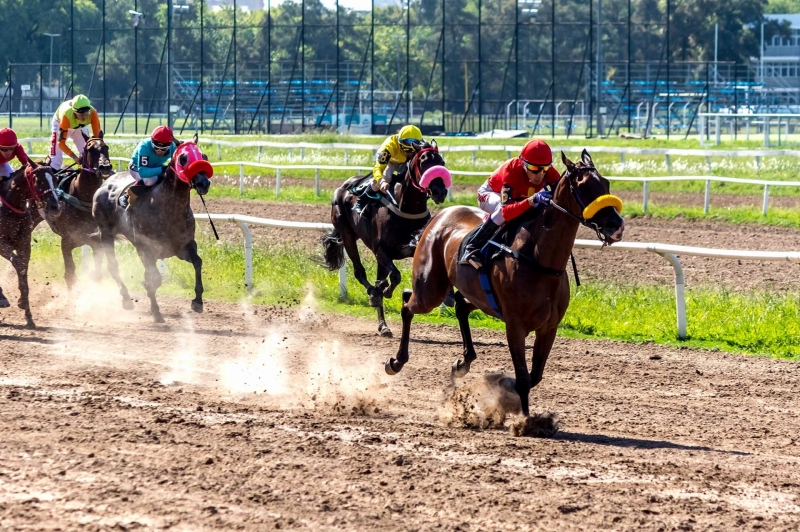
[{"xmin": 529, "ymin": 190, "xmax": 552, "ymax": 206}]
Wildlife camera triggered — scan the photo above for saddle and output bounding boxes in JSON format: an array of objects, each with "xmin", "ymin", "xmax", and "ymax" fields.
[{"xmin": 54, "ymin": 169, "xmax": 92, "ymax": 212}]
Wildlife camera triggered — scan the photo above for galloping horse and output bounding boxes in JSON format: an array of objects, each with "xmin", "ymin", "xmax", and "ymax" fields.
[
  {"xmin": 92, "ymin": 134, "xmax": 212, "ymax": 323},
  {"xmin": 385, "ymin": 150, "xmax": 625, "ymax": 417},
  {"xmin": 0, "ymin": 165, "xmax": 62, "ymax": 327},
  {"xmin": 321, "ymin": 141, "xmax": 451, "ymax": 337},
  {"xmin": 43, "ymin": 136, "xmax": 113, "ymax": 288}
]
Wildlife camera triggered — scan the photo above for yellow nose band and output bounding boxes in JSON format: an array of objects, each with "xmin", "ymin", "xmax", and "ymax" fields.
[{"xmin": 582, "ymin": 194, "xmax": 623, "ymax": 219}]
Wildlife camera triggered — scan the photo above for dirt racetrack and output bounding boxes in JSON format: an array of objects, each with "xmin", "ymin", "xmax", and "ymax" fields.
[{"xmin": 2, "ymin": 281, "xmax": 800, "ymax": 531}]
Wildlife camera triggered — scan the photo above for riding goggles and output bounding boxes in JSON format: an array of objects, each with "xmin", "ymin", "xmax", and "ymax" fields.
[
  {"xmin": 519, "ymin": 157, "xmax": 550, "ymax": 173},
  {"xmin": 399, "ymin": 137, "xmax": 423, "ymax": 150},
  {"xmin": 0, "ymin": 146, "xmax": 14, "ymax": 152},
  {"xmin": 151, "ymin": 141, "xmax": 171, "ymax": 151},
  {"xmin": 73, "ymin": 107, "xmax": 91, "ymax": 115}
]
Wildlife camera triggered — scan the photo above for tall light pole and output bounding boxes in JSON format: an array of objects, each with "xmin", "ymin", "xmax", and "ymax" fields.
[{"xmin": 43, "ymin": 33, "xmax": 61, "ymax": 90}]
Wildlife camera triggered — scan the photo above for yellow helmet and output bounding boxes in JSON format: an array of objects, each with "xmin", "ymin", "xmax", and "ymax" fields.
[{"xmin": 398, "ymin": 125, "xmax": 424, "ymax": 153}]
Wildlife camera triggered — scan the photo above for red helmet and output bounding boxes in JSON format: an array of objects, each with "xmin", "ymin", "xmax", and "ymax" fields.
[
  {"xmin": 0, "ymin": 128, "xmax": 18, "ymax": 148},
  {"xmin": 151, "ymin": 126, "xmax": 174, "ymax": 145},
  {"xmin": 519, "ymin": 139, "xmax": 552, "ymax": 166}
]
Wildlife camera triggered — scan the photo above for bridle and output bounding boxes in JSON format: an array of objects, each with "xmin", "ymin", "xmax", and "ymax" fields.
[
  {"xmin": 405, "ymin": 145, "xmax": 440, "ymax": 195},
  {"xmin": 546, "ymin": 164, "xmax": 623, "ymax": 244},
  {"xmin": 81, "ymin": 138, "xmax": 112, "ymax": 176},
  {"xmin": 0, "ymin": 166, "xmax": 58, "ymax": 215}
]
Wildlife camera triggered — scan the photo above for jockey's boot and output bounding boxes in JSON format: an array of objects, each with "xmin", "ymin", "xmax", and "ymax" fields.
[
  {"xmin": 123, "ymin": 188, "xmax": 138, "ymax": 210},
  {"xmin": 459, "ymin": 219, "xmax": 500, "ymax": 269},
  {"xmin": 353, "ymin": 188, "xmax": 373, "ymax": 216}
]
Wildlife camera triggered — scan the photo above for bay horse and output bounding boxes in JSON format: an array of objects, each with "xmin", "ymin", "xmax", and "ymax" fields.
[
  {"xmin": 0, "ymin": 164, "xmax": 63, "ymax": 327},
  {"xmin": 42, "ymin": 136, "xmax": 113, "ymax": 288},
  {"xmin": 321, "ymin": 141, "xmax": 451, "ymax": 337},
  {"xmin": 385, "ymin": 150, "xmax": 625, "ymax": 418},
  {"xmin": 92, "ymin": 133, "xmax": 212, "ymax": 323}
]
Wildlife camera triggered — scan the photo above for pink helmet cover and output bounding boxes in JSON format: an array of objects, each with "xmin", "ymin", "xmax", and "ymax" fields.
[{"xmin": 419, "ymin": 165, "xmax": 452, "ymax": 189}]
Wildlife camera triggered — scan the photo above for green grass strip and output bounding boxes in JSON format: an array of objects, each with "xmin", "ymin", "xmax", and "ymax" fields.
[{"xmin": 24, "ymin": 230, "xmax": 800, "ymax": 360}]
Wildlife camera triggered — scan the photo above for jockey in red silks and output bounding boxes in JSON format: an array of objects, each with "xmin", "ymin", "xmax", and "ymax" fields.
[
  {"xmin": 0, "ymin": 128, "xmax": 31, "ymax": 179},
  {"xmin": 460, "ymin": 139, "xmax": 561, "ymax": 268}
]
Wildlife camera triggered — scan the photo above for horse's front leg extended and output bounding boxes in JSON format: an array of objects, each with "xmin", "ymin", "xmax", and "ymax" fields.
[
  {"xmin": 11, "ymin": 242, "xmax": 35, "ymax": 328},
  {"xmin": 506, "ymin": 321, "xmax": 532, "ymax": 417},
  {"xmin": 0, "ymin": 286, "xmax": 9, "ymax": 308},
  {"xmin": 179, "ymin": 240, "xmax": 204, "ymax": 313},
  {"xmin": 451, "ymin": 291, "xmax": 478, "ymax": 379},
  {"xmin": 138, "ymin": 247, "xmax": 164, "ymax": 323},
  {"xmin": 374, "ymin": 262, "xmax": 391, "ymax": 337},
  {"xmin": 530, "ymin": 326, "xmax": 557, "ymax": 389},
  {"xmin": 374, "ymin": 249, "xmax": 401, "ymax": 300},
  {"xmin": 385, "ymin": 290, "xmax": 414, "ymax": 375},
  {"xmin": 60, "ymin": 238, "xmax": 77, "ymax": 290}
]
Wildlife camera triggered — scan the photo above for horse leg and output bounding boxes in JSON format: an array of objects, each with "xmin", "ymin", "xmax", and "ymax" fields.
[
  {"xmin": 451, "ymin": 291, "xmax": 478, "ymax": 379},
  {"xmin": 138, "ymin": 248, "xmax": 164, "ymax": 323},
  {"xmin": 340, "ymin": 227, "xmax": 377, "ymax": 304},
  {"xmin": 88, "ymin": 235, "xmax": 104, "ymax": 283},
  {"xmin": 60, "ymin": 238, "xmax": 77, "ymax": 290},
  {"xmin": 179, "ymin": 240, "xmax": 204, "ymax": 313},
  {"xmin": 385, "ymin": 290, "xmax": 414, "ymax": 375},
  {"xmin": 506, "ymin": 321, "xmax": 532, "ymax": 417},
  {"xmin": 373, "ymin": 262, "xmax": 392, "ymax": 337},
  {"xmin": 0, "ymin": 286, "xmax": 9, "ymax": 308},
  {"xmin": 374, "ymin": 249, "xmax": 401, "ymax": 300},
  {"xmin": 9, "ymin": 241, "xmax": 35, "ymax": 328},
  {"xmin": 530, "ymin": 326, "xmax": 557, "ymax": 390},
  {"xmin": 100, "ymin": 231, "xmax": 133, "ymax": 310}
]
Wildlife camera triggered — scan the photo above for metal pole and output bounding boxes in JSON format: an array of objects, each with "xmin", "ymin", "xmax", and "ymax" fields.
[
  {"xmin": 596, "ymin": 0, "xmax": 602, "ymax": 136},
  {"xmin": 39, "ymin": 64, "xmax": 43, "ymax": 129},
  {"xmin": 666, "ymin": 0, "xmax": 670, "ymax": 139},
  {"xmin": 266, "ymin": 0, "xmax": 270, "ymax": 133},
  {"xmin": 299, "ymin": 0, "xmax": 303, "ymax": 132},
  {"xmin": 659, "ymin": 253, "xmax": 687, "ymax": 339},
  {"xmin": 442, "ymin": 0, "xmax": 446, "ymax": 130},
  {"xmin": 102, "ymin": 0, "xmax": 106, "ymax": 130},
  {"xmin": 588, "ymin": 0, "xmax": 593, "ymax": 137},
  {"xmin": 135, "ymin": 0, "xmax": 139, "ymax": 134},
  {"xmin": 71, "ymin": 0, "xmax": 75, "ymax": 95},
  {"xmin": 551, "ymin": 0, "xmax": 555, "ymax": 137},
  {"xmin": 406, "ymin": 0, "xmax": 411, "ymax": 124},
  {"xmin": 370, "ymin": 0, "xmax": 375, "ymax": 134},
  {"xmin": 335, "ymin": 0, "xmax": 339, "ymax": 131},
  {"xmin": 167, "ymin": 0, "xmax": 173, "ymax": 129},
  {"xmin": 627, "ymin": 0, "xmax": 631, "ymax": 133},
  {"xmin": 200, "ymin": 0, "xmax": 204, "ymax": 133},
  {"xmin": 477, "ymin": 0, "xmax": 482, "ymax": 132},
  {"xmin": 233, "ymin": 0, "xmax": 238, "ymax": 133},
  {"xmin": 514, "ymin": 0, "xmax": 519, "ymax": 129}
]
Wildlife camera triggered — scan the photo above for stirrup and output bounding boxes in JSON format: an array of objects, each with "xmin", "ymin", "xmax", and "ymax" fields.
[{"xmin": 459, "ymin": 250, "xmax": 483, "ymax": 269}]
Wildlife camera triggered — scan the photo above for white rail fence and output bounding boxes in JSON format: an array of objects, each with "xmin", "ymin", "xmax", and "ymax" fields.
[{"xmin": 192, "ymin": 213, "xmax": 800, "ymax": 340}]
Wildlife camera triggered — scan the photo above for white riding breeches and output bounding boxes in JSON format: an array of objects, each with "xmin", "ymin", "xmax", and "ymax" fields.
[
  {"xmin": 477, "ymin": 179, "xmax": 505, "ymax": 224},
  {"xmin": 50, "ymin": 115, "xmax": 88, "ymax": 170},
  {"xmin": 128, "ymin": 168, "xmax": 159, "ymax": 186}
]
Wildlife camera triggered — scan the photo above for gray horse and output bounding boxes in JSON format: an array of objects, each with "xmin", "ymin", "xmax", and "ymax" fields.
[{"xmin": 92, "ymin": 134, "xmax": 212, "ymax": 323}]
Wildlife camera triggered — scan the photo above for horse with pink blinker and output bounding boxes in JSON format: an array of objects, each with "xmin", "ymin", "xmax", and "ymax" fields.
[
  {"xmin": 321, "ymin": 140, "xmax": 452, "ymax": 337},
  {"xmin": 92, "ymin": 133, "xmax": 213, "ymax": 323}
]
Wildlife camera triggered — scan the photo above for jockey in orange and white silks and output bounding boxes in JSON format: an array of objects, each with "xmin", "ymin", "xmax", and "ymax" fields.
[
  {"xmin": 49, "ymin": 94, "xmax": 104, "ymax": 170},
  {"xmin": 460, "ymin": 139, "xmax": 561, "ymax": 268},
  {"xmin": 0, "ymin": 128, "xmax": 31, "ymax": 179}
]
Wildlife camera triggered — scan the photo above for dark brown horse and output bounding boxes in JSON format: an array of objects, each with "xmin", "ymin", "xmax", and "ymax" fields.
[
  {"xmin": 0, "ymin": 164, "xmax": 62, "ymax": 327},
  {"xmin": 385, "ymin": 150, "xmax": 625, "ymax": 417},
  {"xmin": 321, "ymin": 141, "xmax": 450, "ymax": 337},
  {"xmin": 92, "ymin": 134, "xmax": 212, "ymax": 323},
  {"xmin": 42, "ymin": 137, "xmax": 113, "ymax": 288}
]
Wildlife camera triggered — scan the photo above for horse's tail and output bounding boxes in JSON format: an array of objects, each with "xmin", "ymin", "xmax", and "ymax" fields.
[{"xmin": 320, "ymin": 228, "xmax": 345, "ymax": 271}]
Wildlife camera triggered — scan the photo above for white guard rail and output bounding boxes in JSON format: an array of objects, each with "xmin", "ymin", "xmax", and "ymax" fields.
[
  {"xmin": 193, "ymin": 213, "xmax": 347, "ymax": 299},
  {"xmin": 190, "ymin": 212, "xmax": 800, "ymax": 341},
  {"xmin": 29, "ymin": 154, "xmax": 800, "ymax": 216},
  {"xmin": 575, "ymin": 239, "xmax": 800, "ymax": 339}
]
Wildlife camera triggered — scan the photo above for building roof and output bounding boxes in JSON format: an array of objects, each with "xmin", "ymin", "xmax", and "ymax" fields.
[{"xmin": 765, "ymin": 14, "xmax": 800, "ymax": 27}]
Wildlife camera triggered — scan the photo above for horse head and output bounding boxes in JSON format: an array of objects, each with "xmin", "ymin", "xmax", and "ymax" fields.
[
  {"xmin": 409, "ymin": 140, "xmax": 451, "ymax": 205},
  {"xmin": 83, "ymin": 137, "xmax": 113, "ymax": 178},
  {"xmin": 171, "ymin": 133, "xmax": 213, "ymax": 195},
  {"xmin": 558, "ymin": 150, "xmax": 624, "ymax": 245},
  {"xmin": 25, "ymin": 164, "xmax": 62, "ymax": 218}
]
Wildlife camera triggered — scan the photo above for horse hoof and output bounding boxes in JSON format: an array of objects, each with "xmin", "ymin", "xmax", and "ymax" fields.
[
  {"xmin": 25, "ymin": 320, "xmax": 36, "ymax": 329},
  {"xmin": 153, "ymin": 314, "xmax": 166, "ymax": 324},
  {"xmin": 191, "ymin": 300, "xmax": 204, "ymax": 313},
  {"xmin": 0, "ymin": 298, "xmax": 9, "ymax": 309},
  {"xmin": 382, "ymin": 287, "xmax": 395, "ymax": 299},
  {"xmin": 122, "ymin": 299, "xmax": 134, "ymax": 310},
  {"xmin": 379, "ymin": 326, "xmax": 393, "ymax": 338},
  {"xmin": 451, "ymin": 359, "xmax": 470, "ymax": 379},
  {"xmin": 384, "ymin": 358, "xmax": 400, "ymax": 376}
]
